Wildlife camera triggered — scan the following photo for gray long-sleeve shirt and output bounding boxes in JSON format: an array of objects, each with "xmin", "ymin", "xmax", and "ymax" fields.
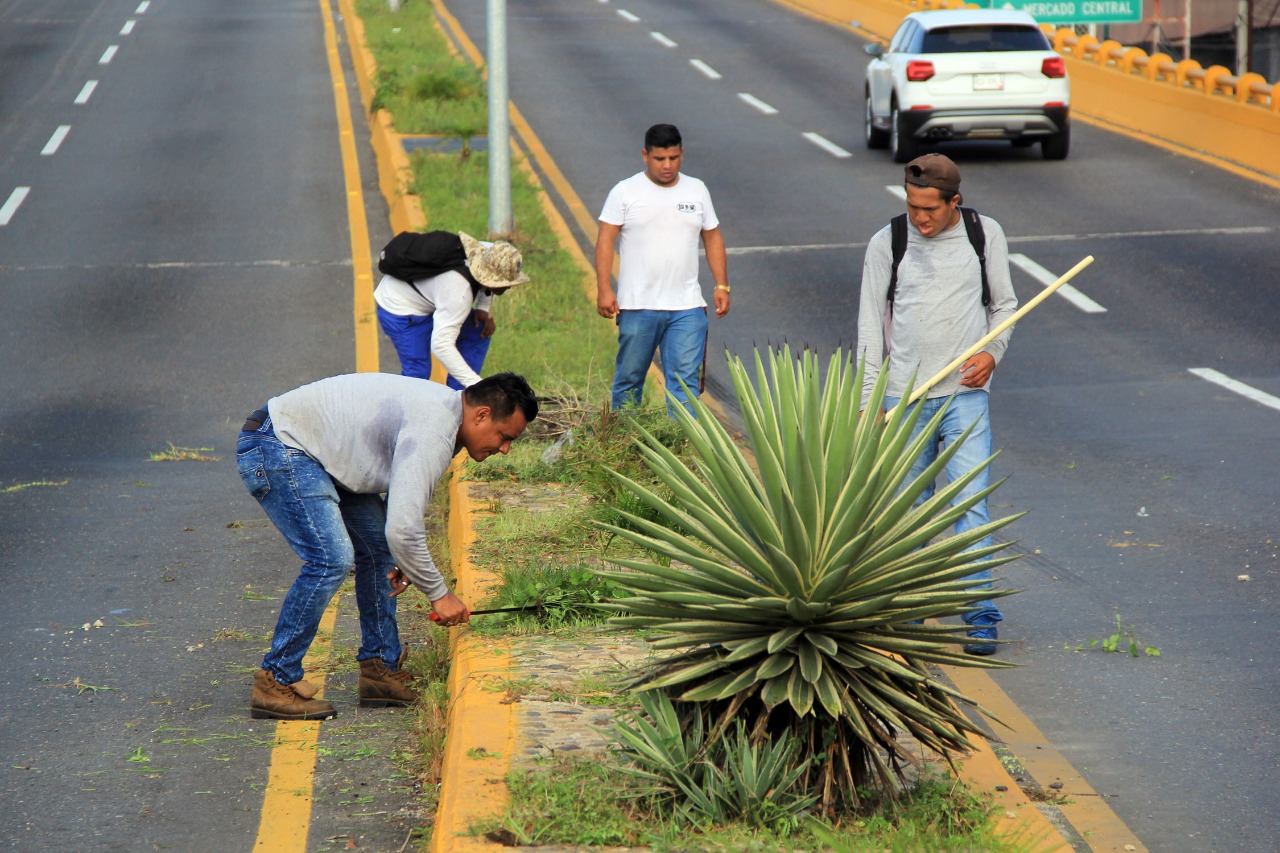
[
  {"xmin": 856, "ymin": 213, "xmax": 1017, "ymax": 408},
  {"xmin": 267, "ymin": 373, "xmax": 461, "ymax": 600}
]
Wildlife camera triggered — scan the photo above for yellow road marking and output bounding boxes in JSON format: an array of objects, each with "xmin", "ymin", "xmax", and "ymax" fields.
[
  {"xmin": 252, "ymin": 602, "xmax": 342, "ymax": 852},
  {"xmin": 320, "ymin": 0, "xmax": 379, "ymax": 373},
  {"xmin": 253, "ymin": 0, "xmax": 381, "ymax": 848}
]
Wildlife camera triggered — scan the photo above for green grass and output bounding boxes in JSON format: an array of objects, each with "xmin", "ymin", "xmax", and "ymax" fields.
[
  {"xmin": 480, "ymin": 757, "xmax": 1042, "ymax": 853},
  {"xmin": 356, "ymin": 0, "xmax": 486, "ymax": 136},
  {"xmin": 350, "ymin": 3, "xmax": 1046, "ymax": 851}
]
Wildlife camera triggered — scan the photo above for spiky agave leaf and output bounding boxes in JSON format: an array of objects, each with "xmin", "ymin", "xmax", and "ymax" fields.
[{"xmin": 597, "ymin": 345, "xmax": 1023, "ymax": 800}]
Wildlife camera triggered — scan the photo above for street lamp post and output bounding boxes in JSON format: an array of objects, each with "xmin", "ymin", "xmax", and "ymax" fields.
[{"xmin": 487, "ymin": 0, "xmax": 512, "ymax": 237}]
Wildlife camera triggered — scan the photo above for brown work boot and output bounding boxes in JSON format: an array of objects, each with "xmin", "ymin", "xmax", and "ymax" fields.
[
  {"xmin": 251, "ymin": 669, "xmax": 337, "ymax": 720},
  {"xmin": 358, "ymin": 657, "xmax": 418, "ymax": 708}
]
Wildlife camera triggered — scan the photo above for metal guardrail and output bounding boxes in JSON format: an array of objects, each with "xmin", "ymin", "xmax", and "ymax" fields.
[{"xmin": 900, "ymin": 0, "xmax": 1279, "ymax": 113}]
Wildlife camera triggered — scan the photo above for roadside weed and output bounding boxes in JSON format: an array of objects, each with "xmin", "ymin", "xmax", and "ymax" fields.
[{"xmin": 1088, "ymin": 613, "xmax": 1161, "ymax": 657}]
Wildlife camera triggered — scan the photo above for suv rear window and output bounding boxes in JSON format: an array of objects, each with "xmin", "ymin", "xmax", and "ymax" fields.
[{"xmin": 920, "ymin": 25, "xmax": 1050, "ymax": 53}]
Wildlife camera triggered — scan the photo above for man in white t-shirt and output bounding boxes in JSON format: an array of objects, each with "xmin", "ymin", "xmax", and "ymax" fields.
[{"xmin": 595, "ymin": 124, "xmax": 730, "ymax": 415}]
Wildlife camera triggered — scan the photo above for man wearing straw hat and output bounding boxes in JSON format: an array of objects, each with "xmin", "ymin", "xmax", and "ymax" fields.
[
  {"xmin": 856, "ymin": 153, "xmax": 1018, "ymax": 656},
  {"xmin": 375, "ymin": 232, "xmax": 531, "ymax": 389}
]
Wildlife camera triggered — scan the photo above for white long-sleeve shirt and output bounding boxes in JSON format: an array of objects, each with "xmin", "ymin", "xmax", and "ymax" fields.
[
  {"xmin": 856, "ymin": 214, "xmax": 1017, "ymax": 408},
  {"xmin": 373, "ymin": 271, "xmax": 494, "ymax": 387},
  {"xmin": 268, "ymin": 373, "xmax": 461, "ymax": 600}
]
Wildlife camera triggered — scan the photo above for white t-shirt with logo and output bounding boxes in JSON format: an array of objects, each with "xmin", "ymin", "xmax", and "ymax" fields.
[{"xmin": 599, "ymin": 172, "xmax": 719, "ymax": 311}]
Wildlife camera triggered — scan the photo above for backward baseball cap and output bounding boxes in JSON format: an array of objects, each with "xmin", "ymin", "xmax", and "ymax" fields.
[{"xmin": 904, "ymin": 153, "xmax": 961, "ymax": 194}]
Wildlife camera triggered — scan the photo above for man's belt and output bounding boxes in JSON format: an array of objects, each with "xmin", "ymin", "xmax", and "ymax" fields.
[{"xmin": 242, "ymin": 408, "xmax": 269, "ymax": 431}]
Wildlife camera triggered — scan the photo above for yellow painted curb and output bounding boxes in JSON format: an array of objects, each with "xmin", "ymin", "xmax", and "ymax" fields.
[
  {"xmin": 946, "ymin": 664, "xmax": 1149, "ymax": 852},
  {"xmin": 339, "ymin": 0, "xmax": 428, "ymax": 235},
  {"xmin": 430, "ymin": 464, "xmax": 518, "ymax": 852}
]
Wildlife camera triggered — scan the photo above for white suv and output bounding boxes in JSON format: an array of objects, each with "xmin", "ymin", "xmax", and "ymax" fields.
[{"xmin": 864, "ymin": 9, "xmax": 1070, "ymax": 162}]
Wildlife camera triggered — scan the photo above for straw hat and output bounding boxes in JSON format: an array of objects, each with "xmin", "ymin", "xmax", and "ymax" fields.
[{"xmin": 458, "ymin": 232, "xmax": 530, "ymax": 289}]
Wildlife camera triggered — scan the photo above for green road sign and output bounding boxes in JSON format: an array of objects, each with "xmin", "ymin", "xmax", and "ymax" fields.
[{"xmin": 982, "ymin": 0, "xmax": 1142, "ymax": 24}]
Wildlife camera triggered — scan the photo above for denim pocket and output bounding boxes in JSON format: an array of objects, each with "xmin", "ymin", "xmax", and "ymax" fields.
[{"xmin": 236, "ymin": 446, "xmax": 271, "ymax": 501}]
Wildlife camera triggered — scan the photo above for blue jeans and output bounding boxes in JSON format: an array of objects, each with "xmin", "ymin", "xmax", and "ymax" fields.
[
  {"xmin": 236, "ymin": 416, "xmax": 401, "ymax": 685},
  {"xmin": 612, "ymin": 307, "xmax": 708, "ymax": 416},
  {"xmin": 885, "ymin": 391, "xmax": 1003, "ymax": 627},
  {"xmin": 376, "ymin": 305, "xmax": 490, "ymax": 390}
]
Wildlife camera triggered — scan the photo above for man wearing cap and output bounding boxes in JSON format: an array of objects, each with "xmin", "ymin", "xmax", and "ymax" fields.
[
  {"xmin": 375, "ymin": 232, "xmax": 530, "ymax": 389},
  {"xmin": 236, "ymin": 371, "xmax": 538, "ymax": 719},
  {"xmin": 856, "ymin": 153, "xmax": 1018, "ymax": 656},
  {"xmin": 595, "ymin": 123, "xmax": 731, "ymax": 416}
]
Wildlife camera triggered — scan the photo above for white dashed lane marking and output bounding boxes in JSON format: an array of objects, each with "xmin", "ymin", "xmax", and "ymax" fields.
[
  {"xmin": 737, "ymin": 92, "xmax": 778, "ymax": 114},
  {"xmin": 41, "ymin": 126, "xmax": 71, "ymax": 156},
  {"xmin": 650, "ymin": 31, "xmax": 676, "ymax": 47},
  {"xmin": 802, "ymin": 131, "xmax": 851, "ymax": 158},
  {"xmin": 690, "ymin": 59, "xmax": 721, "ymax": 79},
  {"xmin": 1010, "ymin": 253, "xmax": 1106, "ymax": 313},
  {"xmin": 1, "ymin": 187, "xmax": 31, "ymax": 226},
  {"xmin": 75, "ymin": 81, "xmax": 99, "ymax": 105},
  {"xmin": 617, "ymin": 9, "xmax": 639, "ymax": 22},
  {"xmin": 1188, "ymin": 369, "xmax": 1280, "ymax": 413},
  {"xmin": 99, "ymin": 45, "xmax": 118, "ymax": 64}
]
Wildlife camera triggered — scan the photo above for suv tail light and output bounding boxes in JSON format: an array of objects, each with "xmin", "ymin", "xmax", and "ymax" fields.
[
  {"xmin": 1041, "ymin": 56, "xmax": 1066, "ymax": 78},
  {"xmin": 906, "ymin": 61, "xmax": 935, "ymax": 82}
]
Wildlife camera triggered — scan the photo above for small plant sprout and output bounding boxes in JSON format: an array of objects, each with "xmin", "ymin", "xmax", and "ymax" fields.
[{"xmin": 1088, "ymin": 614, "xmax": 1161, "ymax": 657}]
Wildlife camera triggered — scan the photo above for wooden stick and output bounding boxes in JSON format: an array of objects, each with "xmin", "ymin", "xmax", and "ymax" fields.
[{"xmin": 902, "ymin": 255, "xmax": 1095, "ymax": 408}]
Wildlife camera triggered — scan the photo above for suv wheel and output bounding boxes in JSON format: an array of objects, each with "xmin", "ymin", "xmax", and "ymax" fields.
[
  {"xmin": 1042, "ymin": 124, "xmax": 1070, "ymax": 160},
  {"xmin": 865, "ymin": 87, "xmax": 889, "ymax": 149},
  {"xmin": 890, "ymin": 100, "xmax": 917, "ymax": 163}
]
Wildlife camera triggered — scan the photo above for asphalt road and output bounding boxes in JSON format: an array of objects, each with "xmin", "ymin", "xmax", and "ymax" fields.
[
  {"xmin": 442, "ymin": 0, "xmax": 1280, "ymax": 850},
  {"xmin": 2, "ymin": 0, "xmax": 1276, "ymax": 850},
  {"xmin": 0, "ymin": 0, "xmax": 409, "ymax": 849}
]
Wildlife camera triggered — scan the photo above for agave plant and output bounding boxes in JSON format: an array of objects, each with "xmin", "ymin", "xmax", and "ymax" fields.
[{"xmin": 598, "ymin": 344, "xmax": 1021, "ymax": 810}]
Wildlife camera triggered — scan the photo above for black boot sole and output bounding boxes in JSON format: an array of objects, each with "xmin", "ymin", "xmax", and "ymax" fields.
[
  {"xmin": 250, "ymin": 707, "xmax": 337, "ymax": 720},
  {"xmin": 357, "ymin": 696, "xmax": 414, "ymax": 708}
]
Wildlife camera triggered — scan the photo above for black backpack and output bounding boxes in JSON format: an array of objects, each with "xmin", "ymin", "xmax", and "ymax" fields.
[
  {"xmin": 887, "ymin": 207, "xmax": 989, "ymax": 310},
  {"xmin": 377, "ymin": 230, "xmax": 479, "ymax": 288}
]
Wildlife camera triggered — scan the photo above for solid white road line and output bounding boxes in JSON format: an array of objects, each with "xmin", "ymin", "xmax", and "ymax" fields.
[
  {"xmin": 650, "ymin": 31, "xmax": 677, "ymax": 47},
  {"xmin": 616, "ymin": 9, "xmax": 639, "ymax": 22},
  {"xmin": 99, "ymin": 45, "xmax": 118, "ymax": 64},
  {"xmin": 885, "ymin": 185, "xmax": 906, "ymax": 201},
  {"xmin": 1010, "ymin": 253, "xmax": 1107, "ymax": 313},
  {"xmin": 41, "ymin": 126, "xmax": 71, "ymax": 156},
  {"xmin": 727, "ymin": 241, "xmax": 869, "ymax": 255},
  {"xmin": 120, "ymin": 20, "xmax": 136, "ymax": 35},
  {"xmin": 75, "ymin": 81, "xmax": 99, "ymax": 105},
  {"xmin": 1011, "ymin": 225, "xmax": 1272, "ymax": 243},
  {"xmin": 803, "ymin": 132, "xmax": 851, "ymax": 158},
  {"xmin": 689, "ymin": 59, "xmax": 722, "ymax": 80},
  {"xmin": 0, "ymin": 187, "xmax": 31, "ymax": 226},
  {"xmin": 1188, "ymin": 369, "xmax": 1280, "ymax": 413},
  {"xmin": 737, "ymin": 92, "xmax": 778, "ymax": 114}
]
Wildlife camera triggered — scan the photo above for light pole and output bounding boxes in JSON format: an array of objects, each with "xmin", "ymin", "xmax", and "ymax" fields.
[
  {"xmin": 487, "ymin": 0, "xmax": 512, "ymax": 237},
  {"xmin": 1236, "ymin": 0, "xmax": 1253, "ymax": 75}
]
